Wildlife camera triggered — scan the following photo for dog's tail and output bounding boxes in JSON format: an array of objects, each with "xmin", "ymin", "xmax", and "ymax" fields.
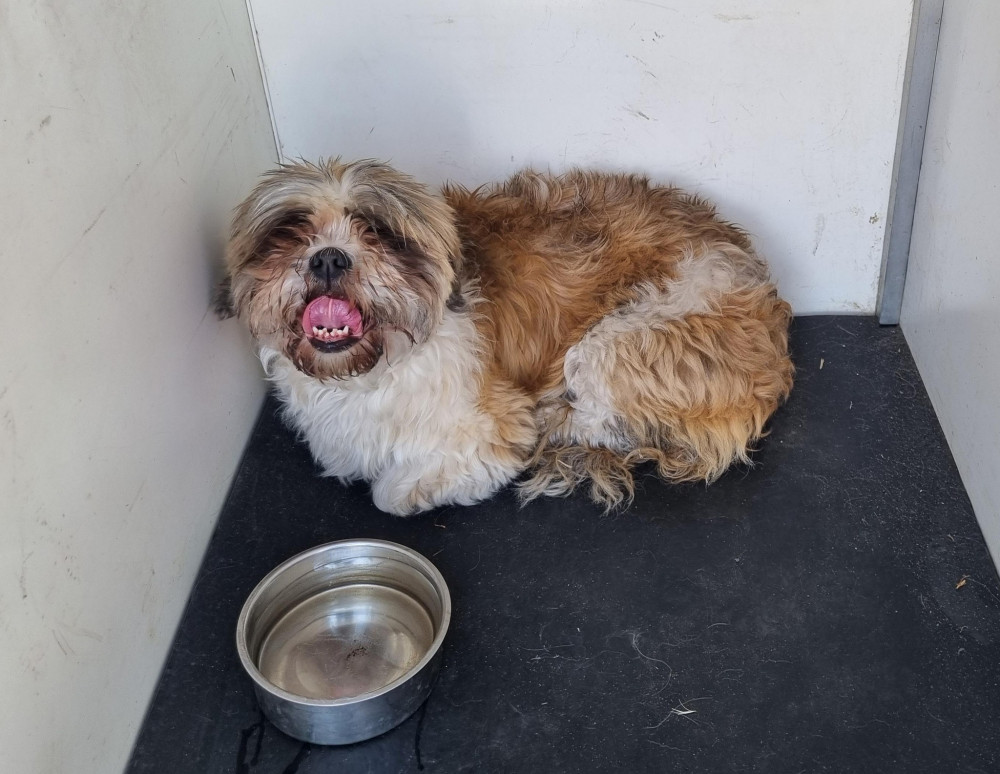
[
  {"xmin": 519, "ymin": 445, "xmax": 635, "ymax": 510},
  {"xmin": 519, "ymin": 443, "xmax": 717, "ymax": 511}
]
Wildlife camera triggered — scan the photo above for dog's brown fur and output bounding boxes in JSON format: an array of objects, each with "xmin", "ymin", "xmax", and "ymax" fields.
[{"xmin": 445, "ymin": 169, "xmax": 793, "ymax": 505}]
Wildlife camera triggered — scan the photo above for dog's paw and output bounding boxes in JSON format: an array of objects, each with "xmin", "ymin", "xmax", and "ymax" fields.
[
  {"xmin": 370, "ymin": 458, "xmax": 508, "ymax": 516},
  {"xmin": 370, "ymin": 477, "xmax": 432, "ymax": 516}
]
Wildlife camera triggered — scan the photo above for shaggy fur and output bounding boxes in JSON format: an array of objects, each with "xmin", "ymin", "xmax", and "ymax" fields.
[{"xmin": 220, "ymin": 158, "xmax": 793, "ymax": 515}]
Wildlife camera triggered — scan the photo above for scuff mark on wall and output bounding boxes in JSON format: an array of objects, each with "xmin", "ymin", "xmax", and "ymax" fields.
[
  {"xmin": 624, "ymin": 106, "xmax": 652, "ymax": 121},
  {"xmin": 19, "ymin": 551, "xmax": 33, "ymax": 600},
  {"xmin": 812, "ymin": 214, "xmax": 826, "ymax": 256},
  {"xmin": 51, "ymin": 628, "xmax": 75, "ymax": 658}
]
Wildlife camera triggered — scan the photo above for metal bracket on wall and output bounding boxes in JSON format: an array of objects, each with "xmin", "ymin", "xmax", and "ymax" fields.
[{"xmin": 877, "ymin": 0, "xmax": 944, "ymax": 325}]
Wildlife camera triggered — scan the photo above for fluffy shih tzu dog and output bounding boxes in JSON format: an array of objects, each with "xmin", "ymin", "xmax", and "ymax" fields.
[{"xmin": 217, "ymin": 158, "xmax": 793, "ymax": 515}]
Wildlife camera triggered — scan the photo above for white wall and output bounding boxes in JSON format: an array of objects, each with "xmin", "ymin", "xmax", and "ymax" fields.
[
  {"xmin": 249, "ymin": 0, "xmax": 914, "ymax": 314},
  {"xmin": 0, "ymin": 2, "xmax": 275, "ymax": 772},
  {"xmin": 901, "ymin": 3, "xmax": 1000, "ymax": 566}
]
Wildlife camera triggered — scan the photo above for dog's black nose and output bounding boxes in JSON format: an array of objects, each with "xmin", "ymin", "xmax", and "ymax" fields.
[{"xmin": 308, "ymin": 248, "xmax": 352, "ymax": 283}]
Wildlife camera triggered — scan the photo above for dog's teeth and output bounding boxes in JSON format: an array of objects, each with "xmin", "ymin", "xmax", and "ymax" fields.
[{"xmin": 309, "ymin": 321, "xmax": 354, "ymax": 342}]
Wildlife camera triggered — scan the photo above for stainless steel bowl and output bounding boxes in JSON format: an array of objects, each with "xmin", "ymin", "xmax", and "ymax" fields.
[{"xmin": 236, "ymin": 539, "xmax": 451, "ymax": 745}]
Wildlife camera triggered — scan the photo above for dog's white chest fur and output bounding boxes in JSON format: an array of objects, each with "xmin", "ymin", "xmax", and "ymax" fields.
[{"xmin": 260, "ymin": 311, "xmax": 526, "ymax": 515}]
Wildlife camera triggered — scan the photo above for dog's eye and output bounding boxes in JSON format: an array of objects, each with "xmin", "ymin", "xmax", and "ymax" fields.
[
  {"xmin": 362, "ymin": 216, "xmax": 409, "ymax": 254},
  {"xmin": 362, "ymin": 215, "xmax": 389, "ymax": 236},
  {"xmin": 270, "ymin": 208, "xmax": 312, "ymax": 237},
  {"xmin": 251, "ymin": 208, "xmax": 313, "ymax": 260}
]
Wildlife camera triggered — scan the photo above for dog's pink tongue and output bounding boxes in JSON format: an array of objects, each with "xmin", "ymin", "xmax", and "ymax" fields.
[{"xmin": 302, "ymin": 296, "xmax": 363, "ymax": 335}]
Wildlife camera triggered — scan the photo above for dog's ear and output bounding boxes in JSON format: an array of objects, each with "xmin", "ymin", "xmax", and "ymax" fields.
[{"xmin": 213, "ymin": 274, "xmax": 235, "ymax": 319}]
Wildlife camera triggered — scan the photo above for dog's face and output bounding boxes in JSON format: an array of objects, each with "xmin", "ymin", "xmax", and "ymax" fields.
[{"xmin": 221, "ymin": 159, "xmax": 461, "ymax": 379}]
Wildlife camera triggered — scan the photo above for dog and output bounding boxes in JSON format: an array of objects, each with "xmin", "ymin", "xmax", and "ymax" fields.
[{"xmin": 216, "ymin": 158, "xmax": 793, "ymax": 515}]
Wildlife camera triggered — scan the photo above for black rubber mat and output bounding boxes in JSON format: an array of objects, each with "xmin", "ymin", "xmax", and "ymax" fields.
[{"xmin": 127, "ymin": 316, "xmax": 1000, "ymax": 773}]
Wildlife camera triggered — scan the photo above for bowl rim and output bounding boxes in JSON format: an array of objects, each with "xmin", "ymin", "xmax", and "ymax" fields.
[{"xmin": 235, "ymin": 538, "xmax": 451, "ymax": 707}]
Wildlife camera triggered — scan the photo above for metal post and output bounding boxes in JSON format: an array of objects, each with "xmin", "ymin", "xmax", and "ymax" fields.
[{"xmin": 877, "ymin": 0, "xmax": 945, "ymax": 325}]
